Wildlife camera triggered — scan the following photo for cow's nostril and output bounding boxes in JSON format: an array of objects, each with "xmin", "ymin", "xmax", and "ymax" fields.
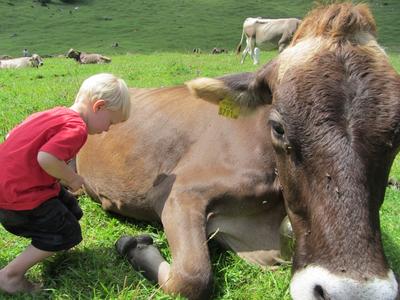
[{"xmin": 314, "ymin": 285, "xmax": 328, "ymax": 300}]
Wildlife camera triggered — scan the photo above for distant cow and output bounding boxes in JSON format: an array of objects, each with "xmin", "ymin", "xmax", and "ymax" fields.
[
  {"xmin": 211, "ymin": 47, "xmax": 228, "ymax": 54},
  {"xmin": 66, "ymin": 48, "xmax": 111, "ymax": 64},
  {"xmin": 0, "ymin": 55, "xmax": 12, "ymax": 60},
  {"xmin": 236, "ymin": 17, "xmax": 301, "ymax": 64},
  {"xmin": 0, "ymin": 54, "xmax": 43, "ymax": 69},
  {"xmin": 77, "ymin": 3, "xmax": 400, "ymax": 300}
]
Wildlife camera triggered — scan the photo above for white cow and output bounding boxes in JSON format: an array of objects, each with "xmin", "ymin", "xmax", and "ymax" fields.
[
  {"xmin": 0, "ymin": 54, "xmax": 43, "ymax": 69},
  {"xmin": 236, "ymin": 17, "xmax": 301, "ymax": 64}
]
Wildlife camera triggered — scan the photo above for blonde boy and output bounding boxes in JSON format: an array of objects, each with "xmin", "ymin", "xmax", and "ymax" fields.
[{"xmin": 0, "ymin": 73, "xmax": 131, "ymax": 294}]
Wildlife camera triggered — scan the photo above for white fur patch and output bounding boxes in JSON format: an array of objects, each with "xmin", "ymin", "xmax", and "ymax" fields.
[
  {"xmin": 290, "ymin": 266, "xmax": 398, "ymax": 300},
  {"xmin": 277, "ymin": 37, "xmax": 326, "ymax": 81}
]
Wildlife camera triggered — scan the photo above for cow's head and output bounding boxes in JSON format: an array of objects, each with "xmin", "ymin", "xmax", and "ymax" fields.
[
  {"xmin": 66, "ymin": 48, "xmax": 81, "ymax": 61},
  {"xmin": 30, "ymin": 54, "xmax": 43, "ymax": 68},
  {"xmin": 186, "ymin": 3, "xmax": 400, "ymax": 300}
]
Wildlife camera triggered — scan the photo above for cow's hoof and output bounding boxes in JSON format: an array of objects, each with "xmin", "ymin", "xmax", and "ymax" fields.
[
  {"xmin": 115, "ymin": 235, "xmax": 137, "ymax": 256},
  {"xmin": 123, "ymin": 235, "xmax": 164, "ymax": 283},
  {"xmin": 135, "ymin": 234, "xmax": 153, "ymax": 246},
  {"xmin": 115, "ymin": 234, "xmax": 153, "ymax": 257}
]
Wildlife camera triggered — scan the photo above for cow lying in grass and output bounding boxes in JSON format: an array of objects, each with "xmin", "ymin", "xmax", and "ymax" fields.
[
  {"xmin": 77, "ymin": 3, "xmax": 400, "ymax": 300},
  {"xmin": 0, "ymin": 54, "xmax": 43, "ymax": 69},
  {"xmin": 66, "ymin": 48, "xmax": 111, "ymax": 64}
]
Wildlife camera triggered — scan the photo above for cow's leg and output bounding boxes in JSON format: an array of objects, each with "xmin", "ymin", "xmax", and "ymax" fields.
[
  {"xmin": 253, "ymin": 47, "xmax": 260, "ymax": 65},
  {"xmin": 278, "ymin": 33, "xmax": 290, "ymax": 53},
  {"xmin": 278, "ymin": 42, "xmax": 287, "ymax": 53},
  {"xmin": 240, "ymin": 47, "xmax": 249, "ymax": 64},
  {"xmin": 162, "ymin": 192, "xmax": 212, "ymax": 299},
  {"xmin": 248, "ymin": 38, "xmax": 257, "ymax": 64},
  {"xmin": 240, "ymin": 37, "xmax": 252, "ymax": 64},
  {"xmin": 117, "ymin": 192, "xmax": 212, "ymax": 300}
]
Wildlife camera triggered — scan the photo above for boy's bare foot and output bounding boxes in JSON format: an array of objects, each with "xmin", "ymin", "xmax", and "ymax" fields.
[{"xmin": 0, "ymin": 270, "xmax": 42, "ymax": 294}]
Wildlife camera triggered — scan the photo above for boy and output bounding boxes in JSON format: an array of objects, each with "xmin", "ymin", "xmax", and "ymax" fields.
[{"xmin": 0, "ymin": 73, "xmax": 131, "ymax": 294}]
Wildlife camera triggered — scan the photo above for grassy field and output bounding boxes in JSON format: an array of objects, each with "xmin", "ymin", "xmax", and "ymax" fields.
[
  {"xmin": 0, "ymin": 51, "xmax": 399, "ymax": 300},
  {"xmin": 0, "ymin": 0, "xmax": 399, "ymax": 57}
]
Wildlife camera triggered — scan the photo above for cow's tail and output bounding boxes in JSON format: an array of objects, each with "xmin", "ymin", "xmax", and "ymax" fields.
[{"xmin": 236, "ymin": 29, "xmax": 245, "ymax": 55}]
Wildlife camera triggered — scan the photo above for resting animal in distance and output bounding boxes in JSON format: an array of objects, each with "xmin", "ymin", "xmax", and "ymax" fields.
[
  {"xmin": 0, "ymin": 54, "xmax": 43, "ymax": 69},
  {"xmin": 66, "ymin": 48, "xmax": 111, "ymax": 64}
]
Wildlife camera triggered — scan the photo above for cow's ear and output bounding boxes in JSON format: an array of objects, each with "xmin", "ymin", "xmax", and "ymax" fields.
[{"xmin": 186, "ymin": 58, "xmax": 277, "ymax": 108}]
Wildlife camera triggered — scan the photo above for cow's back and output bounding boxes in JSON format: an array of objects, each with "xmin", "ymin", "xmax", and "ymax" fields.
[
  {"xmin": 80, "ymin": 53, "xmax": 107, "ymax": 64},
  {"xmin": 253, "ymin": 18, "xmax": 300, "ymax": 50},
  {"xmin": 0, "ymin": 57, "xmax": 29, "ymax": 69}
]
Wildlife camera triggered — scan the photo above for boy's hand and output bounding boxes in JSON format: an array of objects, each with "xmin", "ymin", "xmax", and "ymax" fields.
[
  {"xmin": 37, "ymin": 151, "xmax": 86, "ymax": 192},
  {"xmin": 62, "ymin": 174, "xmax": 85, "ymax": 192}
]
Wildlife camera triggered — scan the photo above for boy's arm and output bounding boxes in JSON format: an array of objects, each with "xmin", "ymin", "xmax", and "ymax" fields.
[{"xmin": 37, "ymin": 151, "xmax": 84, "ymax": 192}]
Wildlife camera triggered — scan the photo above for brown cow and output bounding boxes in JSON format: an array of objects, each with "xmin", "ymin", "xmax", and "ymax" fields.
[
  {"xmin": 77, "ymin": 3, "xmax": 400, "ymax": 300},
  {"xmin": 66, "ymin": 48, "xmax": 111, "ymax": 64}
]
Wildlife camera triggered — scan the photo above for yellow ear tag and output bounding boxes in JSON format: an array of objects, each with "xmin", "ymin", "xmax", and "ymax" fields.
[{"xmin": 218, "ymin": 98, "xmax": 240, "ymax": 119}]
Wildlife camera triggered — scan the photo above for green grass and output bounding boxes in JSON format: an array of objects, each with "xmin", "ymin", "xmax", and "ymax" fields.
[
  {"xmin": 0, "ymin": 0, "xmax": 399, "ymax": 57},
  {"xmin": 0, "ymin": 52, "xmax": 399, "ymax": 299}
]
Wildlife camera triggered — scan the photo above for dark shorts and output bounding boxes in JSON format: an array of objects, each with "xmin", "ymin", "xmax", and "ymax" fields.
[{"xmin": 0, "ymin": 187, "xmax": 83, "ymax": 252}]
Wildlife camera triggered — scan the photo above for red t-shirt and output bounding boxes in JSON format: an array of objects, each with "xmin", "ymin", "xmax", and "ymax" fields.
[{"xmin": 0, "ymin": 107, "xmax": 88, "ymax": 210}]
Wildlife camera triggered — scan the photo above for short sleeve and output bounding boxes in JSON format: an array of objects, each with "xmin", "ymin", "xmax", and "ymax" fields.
[{"xmin": 40, "ymin": 122, "xmax": 87, "ymax": 161}]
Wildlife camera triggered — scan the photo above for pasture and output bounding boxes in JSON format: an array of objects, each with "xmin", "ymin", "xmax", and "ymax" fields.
[
  {"xmin": 0, "ymin": 0, "xmax": 400, "ymax": 57},
  {"xmin": 0, "ymin": 51, "xmax": 399, "ymax": 299}
]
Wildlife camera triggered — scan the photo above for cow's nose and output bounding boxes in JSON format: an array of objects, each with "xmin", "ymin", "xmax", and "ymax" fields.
[
  {"xmin": 314, "ymin": 284, "xmax": 328, "ymax": 300},
  {"xmin": 290, "ymin": 266, "xmax": 398, "ymax": 300}
]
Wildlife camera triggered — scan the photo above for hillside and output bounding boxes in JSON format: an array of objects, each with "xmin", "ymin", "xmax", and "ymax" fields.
[{"xmin": 0, "ymin": 0, "xmax": 399, "ymax": 57}]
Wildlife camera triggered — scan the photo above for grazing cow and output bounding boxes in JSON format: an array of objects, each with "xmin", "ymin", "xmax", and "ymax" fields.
[
  {"xmin": 77, "ymin": 3, "xmax": 400, "ymax": 300},
  {"xmin": 66, "ymin": 48, "xmax": 111, "ymax": 64},
  {"xmin": 211, "ymin": 47, "xmax": 228, "ymax": 54},
  {"xmin": 236, "ymin": 17, "xmax": 301, "ymax": 64},
  {"xmin": 0, "ymin": 54, "xmax": 43, "ymax": 69}
]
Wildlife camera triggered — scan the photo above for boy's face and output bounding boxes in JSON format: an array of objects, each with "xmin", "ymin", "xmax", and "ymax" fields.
[{"xmin": 87, "ymin": 100, "xmax": 125, "ymax": 135}]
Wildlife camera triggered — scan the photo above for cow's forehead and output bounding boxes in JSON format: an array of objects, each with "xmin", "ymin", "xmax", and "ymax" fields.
[
  {"xmin": 277, "ymin": 37, "xmax": 325, "ymax": 81},
  {"xmin": 276, "ymin": 33, "xmax": 386, "ymax": 82}
]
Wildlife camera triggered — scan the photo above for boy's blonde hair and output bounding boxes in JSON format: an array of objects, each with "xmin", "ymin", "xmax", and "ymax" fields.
[{"xmin": 75, "ymin": 73, "xmax": 131, "ymax": 121}]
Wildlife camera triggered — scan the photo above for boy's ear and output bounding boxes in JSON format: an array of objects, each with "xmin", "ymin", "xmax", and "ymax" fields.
[{"xmin": 92, "ymin": 99, "xmax": 106, "ymax": 112}]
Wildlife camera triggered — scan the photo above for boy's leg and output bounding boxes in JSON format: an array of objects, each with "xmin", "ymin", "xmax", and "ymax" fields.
[
  {"xmin": 0, "ymin": 197, "xmax": 82, "ymax": 294},
  {"xmin": 0, "ymin": 244, "xmax": 54, "ymax": 294}
]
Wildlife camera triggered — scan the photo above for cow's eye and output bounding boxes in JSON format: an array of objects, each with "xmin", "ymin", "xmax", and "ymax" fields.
[{"xmin": 271, "ymin": 121, "xmax": 285, "ymax": 138}]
